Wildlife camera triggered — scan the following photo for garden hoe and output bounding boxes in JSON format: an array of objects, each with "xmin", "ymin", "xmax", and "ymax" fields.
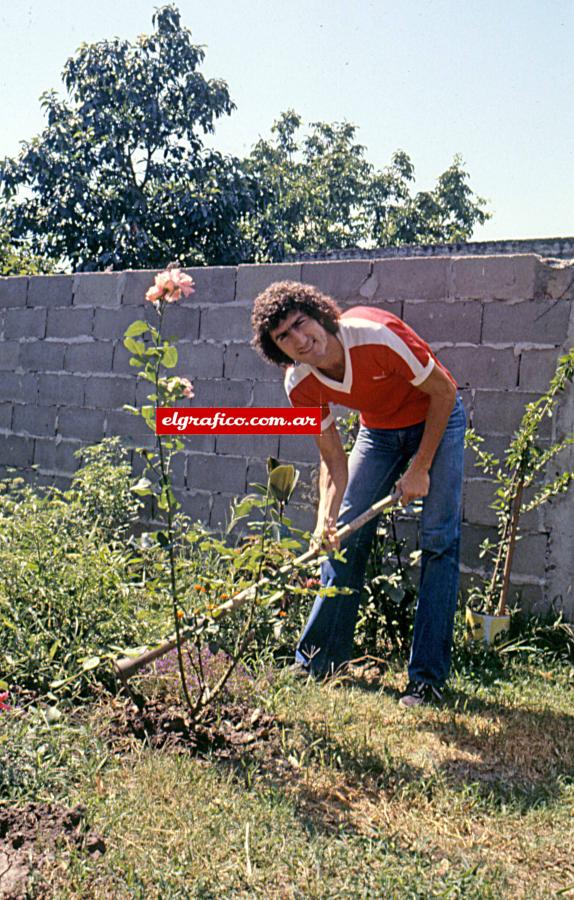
[{"xmin": 114, "ymin": 490, "xmax": 401, "ymax": 682}]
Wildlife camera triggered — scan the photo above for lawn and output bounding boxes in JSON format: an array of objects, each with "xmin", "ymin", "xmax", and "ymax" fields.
[{"xmin": 2, "ymin": 648, "xmax": 573, "ymax": 898}]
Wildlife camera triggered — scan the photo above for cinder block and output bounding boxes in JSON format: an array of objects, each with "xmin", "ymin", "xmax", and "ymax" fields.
[
  {"xmin": 38, "ymin": 374, "xmax": 85, "ymax": 406},
  {"xmin": 252, "ymin": 381, "xmax": 289, "ymax": 407},
  {"xmin": 28, "ymin": 275, "xmax": 73, "ymax": 308},
  {"xmin": 0, "ymin": 434, "xmax": 34, "ymax": 466},
  {"xmin": 0, "ymin": 277, "xmax": 27, "ymax": 308},
  {"xmin": 160, "ymin": 305, "xmax": 201, "ymax": 341},
  {"xmin": 450, "ymin": 254, "xmax": 538, "ymax": 301},
  {"xmin": 168, "ymin": 453, "xmax": 186, "ymax": 489},
  {"xmin": 84, "ymin": 376, "xmax": 136, "ymax": 410},
  {"xmin": 106, "ymin": 410, "xmax": 156, "ymax": 446},
  {"xmin": 46, "ymin": 307, "xmax": 94, "ymax": 339},
  {"xmin": 181, "ymin": 435, "xmax": 217, "ymax": 454},
  {"xmin": 216, "ymin": 434, "xmax": 280, "ymax": 457},
  {"xmin": 463, "ymin": 479, "xmax": 540, "ymax": 531},
  {"xmin": 519, "ymin": 349, "xmax": 562, "ymax": 391},
  {"xmin": 182, "ymin": 266, "xmax": 236, "ymax": 303},
  {"xmin": 460, "ymin": 523, "xmax": 497, "ymax": 570},
  {"xmin": 539, "ymin": 258, "xmax": 574, "ymax": 301},
  {"xmin": 236, "ymin": 263, "xmax": 302, "ymax": 302},
  {"xmin": 0, "ymin": 402, "xmax": 12, "ymax": 430},
  {"xmin": 436, "ymin": 346, "xmax": 518, "ymax": 390},
  {"xmin": 19, "ymin": 341, "xmax": 66, "ymax": 372},
  {"xmin": 464, "ymin": 433, "xmax": 510, "ymax": 479},
  {"xmin": 224, "ymin": 343, "xmax": 279, "ymax": 380},
  {"xmin": 463, "ymin": 479, "xmax": 498, "ymax": 526},
  {"xmin": 134, "ymin": 378, "xmax": 176, "ymax": 407},
  {"xmin": 200, "ymin": 306, "xmax": 252, "ymax": 341},
  {"xmin": 282, "ymin": 503, "xmax": 315, "ymax": 534},
  {"xmin": 5, "ymin": 307, "xmax": 47, "ymax": 339},
  {"xmin": 482, "ymin": 299, "xmax": 570, "ymax": 344},
  {"xmin": 515, "ymin": 582, "xmax": 547, "ymax": 615},
  {"xmin": 301, "ymin": 260, "xmax": 372, "ymax": 303},
  {"xmin": 195, "ymin": 379, "xmax": 252, "ymax": 408},
  {"xmin": 209, "ymin": 493, "xmax": 237, "ymax": 529},
  {"xmin": 122, "ymin": 270, "xmax": 160, "ymax": 307},
  {"xmin": 173, "ymin": 489, "xmax": 212, "ymax": 524},
  {"xmin": 403, "ymin": 300, "xmax": 482, "ymax": 344},
  {"xmin": 371, "ymin": 257, "xmax": 449, "ymax": 302},
  {"xmin": 512, "ymin": 531, "xmax": 548, "ymax": 576},
  {"xmin": 245, "ymin": 457, "xmax": 270, "ymax": 489},
  {"xmin": 93, "ymin": 306, "xmax": 154, "ymax": 340},
  {"xmin": 34, "ymin": 437, "xmax": 82, "ymax": 473},
  {"xmin": 65, "ymin": 342, "xmax": 114, "ymax": 374},
  {"xmin": 177, "ymin": 341, "xmax": 225, "ymax": 379},
  {"xmin": 473, "ymin": 390, "xmax": 551, "ymax": 438},
  {"xmin": 279, "ymin": 433, "xmax": 320, "ymax": 464},
  {"xmin": 0, "ymin": 342, "xmax": 20, "ymax": 370},
  {"xmin": 0, "ymin": 373, "xmax": 38, "ymax": 404},
  {"xmin": 12, "ymin": 405, "xmax": 57, "ymax": 437},
  {"xmin": 58, "ymin": 408, "xmax": 106, "ymax": 443},
  {"xmin": 189, "ymin": 453, "xmax": 247, "ymax": 494},
  {"xmin": 73, "ymin": 272, "xmax": 124, "ymax": 308},
  {"xmin": 112, "ymin": 341, "xmax": 137, "ymax": 376}
]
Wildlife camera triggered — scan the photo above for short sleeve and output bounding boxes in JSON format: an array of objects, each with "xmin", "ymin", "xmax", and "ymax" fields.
[
  {"xmin": 284, "ymin": 368, "xmax": 334, "ymax": 431},
  {"xmin": 375, "ymin": 318, "xmax": 435, "ymax": 385}
]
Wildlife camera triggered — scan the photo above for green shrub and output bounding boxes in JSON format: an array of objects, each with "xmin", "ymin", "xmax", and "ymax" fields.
[{"xmin": 0, "ymin": 440, "xmax": 157, "ymax": 697}]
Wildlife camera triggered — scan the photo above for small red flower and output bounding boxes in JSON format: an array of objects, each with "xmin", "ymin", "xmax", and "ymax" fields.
[{"xmin": 0, "ymin": 691, "xmax": 11, "ymax": 712}]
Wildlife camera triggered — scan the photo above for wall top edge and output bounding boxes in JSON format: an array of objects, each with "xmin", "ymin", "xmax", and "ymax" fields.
[{"xmin": 1, "ymin": 248, "xmax": 573, "ymax": 284}]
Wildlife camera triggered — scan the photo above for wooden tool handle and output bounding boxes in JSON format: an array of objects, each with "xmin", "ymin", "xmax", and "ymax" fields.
[{"xmin": 114, "ymin": 490, "xmax": 400, "ymax": 680}]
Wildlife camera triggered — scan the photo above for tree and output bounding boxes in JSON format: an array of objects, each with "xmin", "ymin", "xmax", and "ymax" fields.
[
  {"xmin": 0, "ymin": 5, "xmax": 256, "ymax": 271},
  {"xmin": 242, "ymin": 111, "xmax": 491, "ymax": 261},
  {"xmin": 0, "ymin": 230, "xmax": 55, "ymax": 276}
]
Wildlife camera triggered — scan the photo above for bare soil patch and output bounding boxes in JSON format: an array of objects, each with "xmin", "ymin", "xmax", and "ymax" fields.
[{"xmin": 0, "ymin": 803, "xmax": 104, "ymax": 899}]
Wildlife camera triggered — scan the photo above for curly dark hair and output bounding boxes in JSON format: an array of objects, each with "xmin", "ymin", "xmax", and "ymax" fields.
[{"xmin": 251, "ymin": 281, "xmax": 341, "ymax": 366}]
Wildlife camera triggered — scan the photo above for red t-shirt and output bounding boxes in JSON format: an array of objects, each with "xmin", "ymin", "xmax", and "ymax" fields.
[{"xmin": 285, "ymin": 306, "xmax": 455, "ymax": 431}]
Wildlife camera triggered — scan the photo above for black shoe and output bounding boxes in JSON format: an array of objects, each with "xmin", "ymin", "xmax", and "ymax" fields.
[{"xmin": 399, "ymin": 680, "xmax": 443, "ymax": 708}]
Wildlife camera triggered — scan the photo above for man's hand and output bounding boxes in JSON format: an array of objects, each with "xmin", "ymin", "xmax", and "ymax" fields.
[
  {"xmin": 396, "ymin": 464, "xmax": 430, "ymax": 506},
  {"xmin": 311, "ymin": 516, "xmax": 340, "ymax": 553}
]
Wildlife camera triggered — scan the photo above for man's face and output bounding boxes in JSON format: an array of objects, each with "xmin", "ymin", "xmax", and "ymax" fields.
[{"xmin": 269, "ymin": 310, "xmax": 330, "ymax": 366}]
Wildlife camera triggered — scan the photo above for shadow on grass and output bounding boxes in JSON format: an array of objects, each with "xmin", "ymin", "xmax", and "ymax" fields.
[{"xmin": 407, "ymin": 688, "xmax": 574, "ymax": 812}]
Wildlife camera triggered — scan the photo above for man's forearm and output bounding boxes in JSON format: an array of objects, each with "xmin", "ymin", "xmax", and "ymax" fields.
[
  {"xmin": 411, "ymin": 390, "xmax": 456, "ymax": 474},
  {"xmin": 317, "ymin": 455, "xmax": 348, "ymax": 528}
]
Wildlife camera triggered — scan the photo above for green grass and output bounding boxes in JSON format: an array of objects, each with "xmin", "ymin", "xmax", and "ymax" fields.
[{"xmin": 3, "ymin": 652, "xmax": 573, "ymax": 899}]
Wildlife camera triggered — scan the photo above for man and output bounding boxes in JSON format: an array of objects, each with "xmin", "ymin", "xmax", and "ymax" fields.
[{"xmin": 251, "ymin": 281, "xmax": 465, "ymax": 707}]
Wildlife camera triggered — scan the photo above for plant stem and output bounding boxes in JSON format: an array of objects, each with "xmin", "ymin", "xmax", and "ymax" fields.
[{"xmin": 497, "ymin": 473, "xmax": 525, "ymax": 616}]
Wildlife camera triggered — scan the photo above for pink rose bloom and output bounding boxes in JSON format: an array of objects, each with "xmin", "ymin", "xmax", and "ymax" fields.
[
  {"xmin": 145, "ymin": 284, "xmax": 163, "ymax": 303},
  {"xmin": 146, "ymin": 268, "xmax": 195, "ymax": 304},
  {"xmin": 180, "ymin": 378, "xmax": 194, "ymax": 399},
  {"xmin": 170, "ymin": 269, "xmax": 195, "ymax": 298},
  {"xmin": 0, "ymin": 691, "xmax": 11, "ymax": 712}
]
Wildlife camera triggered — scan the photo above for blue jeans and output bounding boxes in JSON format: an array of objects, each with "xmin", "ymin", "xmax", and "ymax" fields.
[{"xmin": 295, "ymin": 396, "xmax": 466, "ymax": 685}]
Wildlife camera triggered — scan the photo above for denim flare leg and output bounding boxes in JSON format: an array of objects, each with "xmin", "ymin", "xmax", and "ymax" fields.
[{"xmin": 295, "ymin": 395, "xmax": 466, "ymax": 685}]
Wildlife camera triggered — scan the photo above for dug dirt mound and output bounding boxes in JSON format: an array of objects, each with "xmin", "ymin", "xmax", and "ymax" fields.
[
  {"xmin": 100, "ymin": 695, "xmax": 279, "ymax": 760},
  {"xmin": 0, "ymin": 803, "xmax": 104, "ymax": 899}
]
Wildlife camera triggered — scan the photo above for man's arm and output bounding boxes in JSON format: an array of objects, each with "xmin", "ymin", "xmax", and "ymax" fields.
[
  {"xmin": 312, "ymin": 423, "xmax": 348, "ymax": 549},
  {"xmin": 397, "ymin": 365, "xmax": 457, "ymax": 506}
]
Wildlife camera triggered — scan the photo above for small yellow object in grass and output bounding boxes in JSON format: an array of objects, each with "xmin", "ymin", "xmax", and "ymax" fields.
[{"xmin": 176, "ymin": 610, "xmax": 184, "ymax": 620}]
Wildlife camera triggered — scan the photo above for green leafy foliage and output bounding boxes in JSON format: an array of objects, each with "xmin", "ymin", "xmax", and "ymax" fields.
[
  {"xmin": 0, "ymin": 445, "xmax": 160, "ymax": 697},
  {"xmin": 466, "ymin": 348, "xmax": 574, "ymax": 614},
  {"xmin": 0, "ymin": 5, "xmax": 256, "ymax": 271},
  {"xmin": 242, "ymin": 110, "xmax": 491, "ymax": 261}
]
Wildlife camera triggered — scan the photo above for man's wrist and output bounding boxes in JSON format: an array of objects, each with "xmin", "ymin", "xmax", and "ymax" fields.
[{"xmin": 409, "ymin": 454, "xmax": 431, "ymax": 474}]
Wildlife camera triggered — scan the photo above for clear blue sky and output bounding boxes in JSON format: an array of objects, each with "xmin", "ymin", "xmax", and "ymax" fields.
[{"xmin": 1, "ymin": 0, "xmax": 572, "ymax": 241}]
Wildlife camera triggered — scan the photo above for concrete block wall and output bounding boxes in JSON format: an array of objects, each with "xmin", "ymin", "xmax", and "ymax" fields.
[{"xmin": 1, "ymin": 253, "xmax": 573, "ymax": 617}]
